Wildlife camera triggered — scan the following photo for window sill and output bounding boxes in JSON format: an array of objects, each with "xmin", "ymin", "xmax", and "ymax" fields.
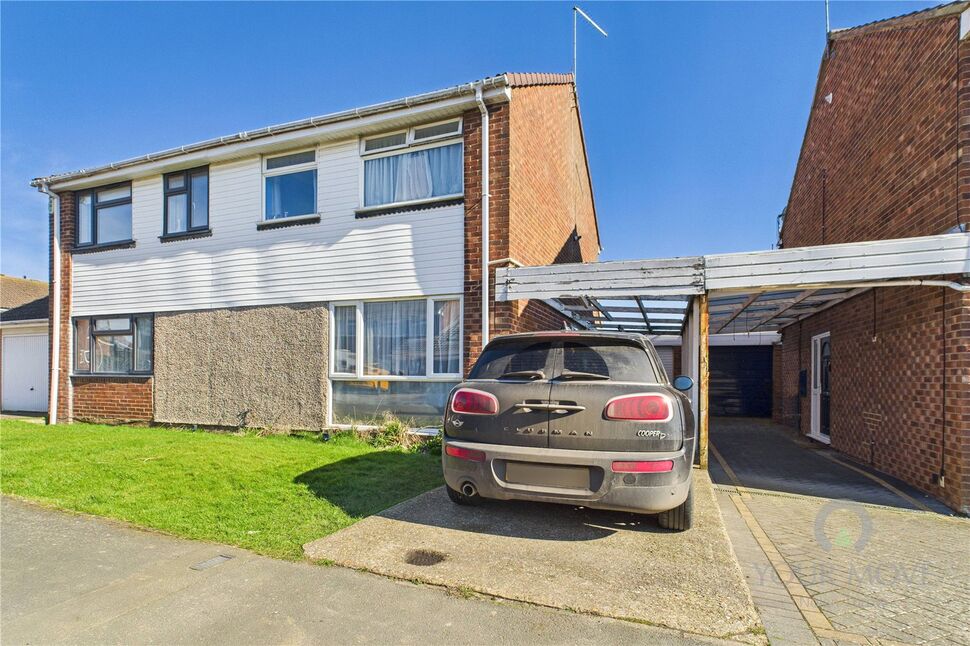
[
  {"xmin": 355, "ymin": 196, "xmax": 463, "ymax": 219},
  {"xmin": 71, "ymin": 374, "xmax": 152, "ymax": 381},
  {"xmin": 329, "ymin": 375, "xmax": 462, "ymax": 382},
  {"xmin": 257, "ymin": 214, "xmax": 320, "ymax": 231},
  {"xmin": 159, "ymin": 229, "xmax": 212, "ymax": 243},
  {"xmin": 71, "ymin": 240, "xmax": 136, "ymax": 254}
]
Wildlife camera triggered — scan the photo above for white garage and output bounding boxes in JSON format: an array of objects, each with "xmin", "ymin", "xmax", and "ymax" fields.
[{"xmin": 1, "ymin": 326, "xmax": 49, "ymax": 413}]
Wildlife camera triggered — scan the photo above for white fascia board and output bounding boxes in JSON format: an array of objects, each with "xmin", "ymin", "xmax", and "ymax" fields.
[
  {"xmin": 44, "ymin": 87, "xmax": 511, "ymax": 192},
  {"xmin": 495, "ymin": 256, "xmax": 705, "ymax": 301},
  {"xmin": 705, "ymin": 233, "xmax": 970, "ymax": 291}
]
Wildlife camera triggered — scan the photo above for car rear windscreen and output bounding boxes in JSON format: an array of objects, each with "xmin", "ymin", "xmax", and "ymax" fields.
[
  {"xmin": 562, "ymin": 339, "xmax": 657, "ymax": 382},
  {"xmin": 470, "ymin": 338, "xmax": 658, "ymax": 382},
  {"xmin": 470, "ymin": 341, "xmax": 553, "ymax": 379}
]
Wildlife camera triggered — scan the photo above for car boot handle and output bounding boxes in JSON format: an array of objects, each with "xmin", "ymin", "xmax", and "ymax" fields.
[{"xmin": 514, "ymin": 402, "xmax": 586, "ymax": 413}]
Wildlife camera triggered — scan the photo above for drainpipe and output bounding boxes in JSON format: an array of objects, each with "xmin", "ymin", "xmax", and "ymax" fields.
[
  {"xmin": 475, "ymin": 82, "xmax": 490, "ymax": 346},
  {"xmin": 38, "ymin": 182, "xmax": 61, "ymax": 425}
]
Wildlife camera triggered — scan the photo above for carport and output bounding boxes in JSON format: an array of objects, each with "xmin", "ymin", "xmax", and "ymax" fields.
[{"xmin": 494, "ymin": 232, "xmax": 970, "ymax": 467}]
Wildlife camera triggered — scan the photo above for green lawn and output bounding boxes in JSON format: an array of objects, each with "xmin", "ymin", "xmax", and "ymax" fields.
[{"xmin": 0, "ymin": 421, "xmax": 443, "ymax": 560}]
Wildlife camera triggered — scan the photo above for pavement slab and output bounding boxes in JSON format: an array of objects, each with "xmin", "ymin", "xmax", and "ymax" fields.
[
  {"xmin": 1, "ymin": 496, "xmax": 732, "ymax": 645},
  {"xmin": 304, "ymin": 470, "xmax": 762, "ymax": 642}
]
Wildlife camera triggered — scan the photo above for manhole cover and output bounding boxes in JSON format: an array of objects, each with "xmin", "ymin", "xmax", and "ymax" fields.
[
  {"xmin": 404, "ymin": 549, "xmax": 448, "ymax": 566},
  {"xmin": 190, "ymin": 554, "xmax": 233, "ymax": 571}
]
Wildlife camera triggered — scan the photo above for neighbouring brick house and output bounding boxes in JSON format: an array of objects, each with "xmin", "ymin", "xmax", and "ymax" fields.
[
  {"xmin": 775, "ymin": 3, "xmax": 970, "ymax": 513},
  {"xmin": 33, "ymin": 73, "xmax": 599, "ymax": 429}
]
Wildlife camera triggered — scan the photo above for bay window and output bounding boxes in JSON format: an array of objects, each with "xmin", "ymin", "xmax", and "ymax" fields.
[
  {"xmin": 360, "ymin": 120, "xmax": 463, "ymax": 209},
  {"xmin": 263, "ymin": 150, "xmax": 317, "ymax": 221},
  {"xmin": 75, "ymin": 183, "xmax": 132, "ymax": 247},
  {"xmin": 74, "ymin": 314, "xmax": 153, "ymax": 375},
  {"xmin": 330, "ymin": 297, "xmax": 462, "ymax": 424}
]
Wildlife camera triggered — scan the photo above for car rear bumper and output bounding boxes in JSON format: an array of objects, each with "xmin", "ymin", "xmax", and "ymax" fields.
[{"xmin": 442, "ymin": 439, "xmax": 693, "ymax": 515}]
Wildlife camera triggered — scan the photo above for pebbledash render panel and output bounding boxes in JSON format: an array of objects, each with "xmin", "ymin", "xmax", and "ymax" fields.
[{"xmin": 36, "ymin": 73, "xmax": 600, "ymax": 429}]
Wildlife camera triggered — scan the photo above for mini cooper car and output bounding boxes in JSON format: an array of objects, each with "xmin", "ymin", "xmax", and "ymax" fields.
[{"xmin": 441, "ymin": 331, "xmax": 696, "ymax": 530}]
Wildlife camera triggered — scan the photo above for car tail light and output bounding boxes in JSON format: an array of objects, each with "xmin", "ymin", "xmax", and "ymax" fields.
[
  {"xmin": 612, "ymin": 460, "xmax": 674, "ymax": 473},
  {"xmin": 451, "ymin": 388, "xmax": 499, "ymax": 416},
  {"xmin": 604, "ymin": 393, "xmax": 671, "ymax": 421},
  {"xmin": 445, "ymin": 445, "xmax": 486, "ymax": 462}
]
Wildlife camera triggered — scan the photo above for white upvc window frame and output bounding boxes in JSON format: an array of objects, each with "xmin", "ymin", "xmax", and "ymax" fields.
[
  {"xmin": 328, "ymin": 295, "xmax": 463, "ymax": 382},
  {"xmin": 357, "ymin": 118, "xmax": 464, "ymax": 212},
  {"xmin": 261, "ymin": 147, "xmax": 319, "ymax": 222},
  {"xmin": 359, "ymin": 118, "xmax": 462, "ymax": 155}
]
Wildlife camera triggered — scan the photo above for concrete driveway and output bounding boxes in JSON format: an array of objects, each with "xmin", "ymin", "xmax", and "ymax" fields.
[
  {"xmin": 710, "ymin": 418, "xmax": 969, "ymax": 646},
  {"xmin": 0, "ymin": 496, "xmax": 731, "ymax": 645},
  {"xmin": 304, "ymin": 471, "xmax": 763, "ymax": 643}
]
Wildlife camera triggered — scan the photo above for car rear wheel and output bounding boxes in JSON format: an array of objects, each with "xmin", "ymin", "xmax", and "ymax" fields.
[
  {"xmin": 446, "ymin": 484, "xmax": 480, "ymax": 506},
  {"xmin": 657, "ymin": 482, "xmax": 693, "ymax": 531}
]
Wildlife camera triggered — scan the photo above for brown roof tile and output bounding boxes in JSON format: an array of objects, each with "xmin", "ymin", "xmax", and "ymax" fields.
[{"xmin": 0, "ymin": 275, "xmax": 48, "ymax": 311}]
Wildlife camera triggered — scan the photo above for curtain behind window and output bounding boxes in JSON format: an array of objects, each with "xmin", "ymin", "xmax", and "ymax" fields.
[
  {"xmin": 364, "ymin": 143, "xmax": 462, "ymax": 206},
  {"xmin": 433, "ymin": 300, "xmax": 460, "ymax": 374},
  {"xmin": 364, "ymin": 300, "xmax": 426, "ymax": 376}
]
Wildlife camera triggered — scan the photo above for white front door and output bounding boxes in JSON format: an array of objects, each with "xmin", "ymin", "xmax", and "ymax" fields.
[
  {"xmin": 810, "ymin": 332, "xmax": 831, "ymax": 443},
  {"xmin": 2, "ymin": 333, "xmax": 49, "ymax": 412}
]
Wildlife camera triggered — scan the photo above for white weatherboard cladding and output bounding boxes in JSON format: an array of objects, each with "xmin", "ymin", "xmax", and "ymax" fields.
[{"xmin": 71, "ymin": 140, "xmax": 464, "ymax": 316}]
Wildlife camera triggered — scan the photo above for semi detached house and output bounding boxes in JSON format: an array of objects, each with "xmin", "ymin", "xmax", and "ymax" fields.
[{"xmin": 32, "ymin": 73, "xmax": 599, "ymax": 429}]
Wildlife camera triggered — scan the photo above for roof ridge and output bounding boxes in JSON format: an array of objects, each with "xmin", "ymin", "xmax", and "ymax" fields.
[{"xmin": 829, "ymin": 1, "xmax": 967, "ymax": 41}]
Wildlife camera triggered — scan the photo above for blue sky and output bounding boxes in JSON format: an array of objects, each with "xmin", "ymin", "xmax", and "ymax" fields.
[{"xmin": 1, "ymin": 1, "xmax": 937, "ymax": 281}]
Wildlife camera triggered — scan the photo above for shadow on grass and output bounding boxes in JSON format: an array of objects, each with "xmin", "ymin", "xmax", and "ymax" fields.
[
  {"xmin": 294, "ymin": 450, "xmax": 442, "ymax": 519},
  {"xmin": 297, "ymin": 452, "xmax": 668, "ymax": 541}
]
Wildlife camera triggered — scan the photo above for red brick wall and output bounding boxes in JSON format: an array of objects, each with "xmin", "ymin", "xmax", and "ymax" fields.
[
  {"xmin": 781, "ymin": 14, "xmax": 965, "ymax": 248},
  {"xmin": 72, "ymin": 376, "xmax": 153, "ymax": 423},
  {"xmin": 51, "ymin": 192, "xmax": 74, "ymax": 423},
  {"xmin": 771, "ymin": 343, "xmax": 783, "ymax": 425},
  {"xmin": 776, "ymin": 12, "xmax": 970, "ymax": 513},
  {"xmin": 461, "ymin": 81, "xmax": 600, "ymax": 375},
  {"xmin": 508, "ymin": 83, "xmax": 599, "ymax": 265},
  {"xmin": 778, "ymin": 286, "xmax": 968, "ymax": 512}
]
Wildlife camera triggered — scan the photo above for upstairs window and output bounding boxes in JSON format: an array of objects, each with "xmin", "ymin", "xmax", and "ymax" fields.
[
  {"xmin": 163, "ymin": 167, "xmax": 209, "ymax": 235},
  {"xmin": 76, "ymin": 183, "xmax": 132, "ymax": 247},
  {"xmin": 263, "ymin": 150, "xmax": 317, "ymax": 220},
  {"xmin": 361, "ymin": 120, "xmax": 463, "ymax": 209}
]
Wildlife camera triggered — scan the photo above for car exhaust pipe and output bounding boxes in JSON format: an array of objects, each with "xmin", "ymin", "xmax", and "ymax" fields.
[{"xmin": 461, "ymin": 482, "xmax": 477, "ymax": 497}]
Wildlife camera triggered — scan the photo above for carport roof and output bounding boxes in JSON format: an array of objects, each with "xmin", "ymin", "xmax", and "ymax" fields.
[{"xmin": 496, "ymin": 232, "xmax": 970, "ymax": 335}]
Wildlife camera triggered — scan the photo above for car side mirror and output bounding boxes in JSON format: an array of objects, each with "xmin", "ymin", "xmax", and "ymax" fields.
[{"xmin": 672, "ymin": 375, "xmax": 694, "ymax": 392}]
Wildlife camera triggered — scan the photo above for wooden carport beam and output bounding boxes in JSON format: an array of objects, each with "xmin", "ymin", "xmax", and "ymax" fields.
[
  {"xmin": 698, "ymin": 293, "xmax": 710, "ymax": 468},
  {"xmin": 749, "ymin": 289, "xmax": 816, "ymax": 332},
  {"xmin": 713, "ymin": 293, "xmax": 760, "ymax": 334}
]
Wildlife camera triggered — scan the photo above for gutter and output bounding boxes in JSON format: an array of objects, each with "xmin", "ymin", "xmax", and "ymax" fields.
[
  {"xmin": 31, "ymin": 76, "xmax": 510, "ymax": 189},
  {"xmin": 475, "ymin": 82, "xmax": 491, "ymax": 347},
  {"xmin": 37, "ymin": 183, "xmax": 60, "ymax": 425}
]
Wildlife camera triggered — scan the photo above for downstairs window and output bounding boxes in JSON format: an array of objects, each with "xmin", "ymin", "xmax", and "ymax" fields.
[
  {"xmin": 74, "ymin": 314, "xmax": 153, "ymax": 375},
  {"xmin": 330, "ymin": 297, "xmax": 461, "ymax": 424}
]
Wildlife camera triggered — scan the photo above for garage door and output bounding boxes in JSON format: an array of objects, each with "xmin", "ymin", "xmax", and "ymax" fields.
[
  {"xmin": 655, "ymin": 346, "xmax": 675, "ymax": 379},
  {"xmin": 709, "ymin": 346, "xmax": 772, "ymax": 418},
  {"xmin": 2, "ymin": 334, "xmax": 48, "ymax": 412}
]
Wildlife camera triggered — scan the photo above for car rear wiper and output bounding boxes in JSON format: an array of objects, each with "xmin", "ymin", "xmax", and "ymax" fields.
[
  {"xmin": 556, "ymin": 370, "xmax": 610, "ymax": 381},
  {"xmin": 498, "ymin": 370, "xmax": 546, "ymax": 380}
]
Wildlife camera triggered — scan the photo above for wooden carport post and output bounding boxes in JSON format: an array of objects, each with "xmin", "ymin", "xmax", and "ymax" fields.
[{"xmin": 698, "ymin": 293, "xmax": 710, "ymax": 468}]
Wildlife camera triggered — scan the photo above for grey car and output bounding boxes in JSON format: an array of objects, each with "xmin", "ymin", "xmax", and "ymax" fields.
[{"xmin": 441, "ymin": 331, "xmax": 696, "ymax": 530}]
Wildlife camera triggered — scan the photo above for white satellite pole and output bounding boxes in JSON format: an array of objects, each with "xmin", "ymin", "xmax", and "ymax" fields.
[{"xmin": 573, "ymin": 6, "xmax": 608, "ymax": 89}]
